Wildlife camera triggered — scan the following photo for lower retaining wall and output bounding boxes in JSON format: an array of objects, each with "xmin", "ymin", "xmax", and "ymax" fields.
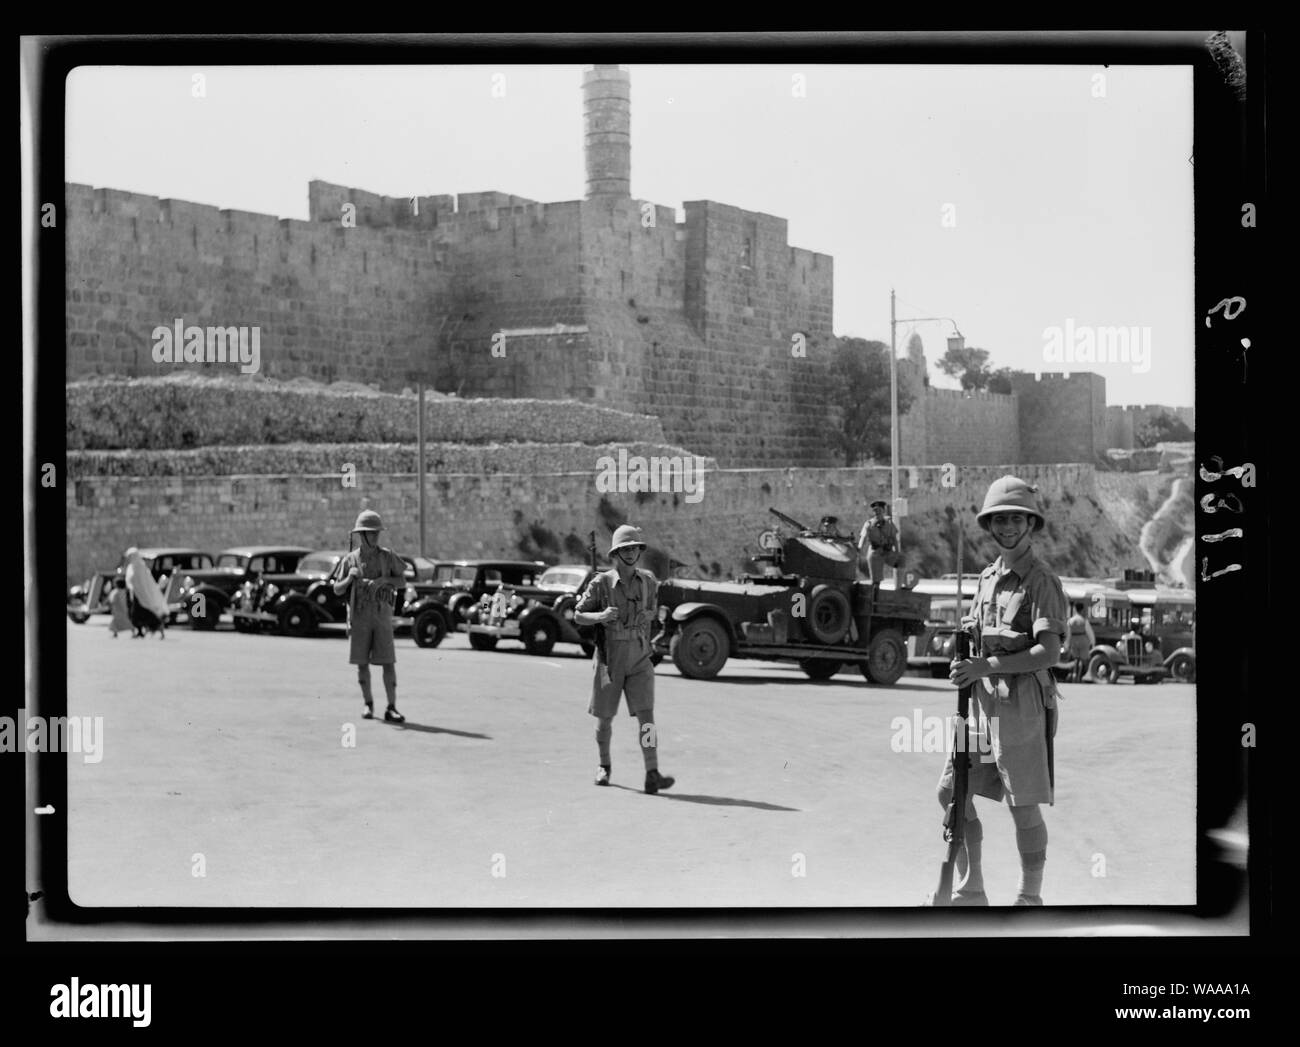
[
  {"xmin": 65, "ymin": 462, "xmax": 1164, "ymax": 586},
  {"xmin": 69, "ymin": 441, "xmax": 713, "ymax": 478}
]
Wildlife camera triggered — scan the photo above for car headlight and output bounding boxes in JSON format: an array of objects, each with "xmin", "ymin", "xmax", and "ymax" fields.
[
  {"xmin": 317, "ymin": 592, "xmax": 329, "ymax": 604},
  {"xmin": 264, "ymin": 584, "xmax": 279, "ymax": 601},
  {"xmin": 1145, "ymin": 641, "xmax": 1155, "ymax": 653},
  {"xmin": 405, "ymin": 586, "xmax": 416, "ymax": 604},
  {"xmin": 658, "ymin": 606, "xmax": 668, "ymax": 622},
  {"xmin": 563, "ymin": 608, "xmax": 575, "ymax": 620},
  {"xmin": 181, "ymin": 575, "xmax": 194, "ymax": 592}
]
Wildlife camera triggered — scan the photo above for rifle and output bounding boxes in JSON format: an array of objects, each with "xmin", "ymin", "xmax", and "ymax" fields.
[
  {"xmin": 588, "ymin": 530, "xmax": 606, "ymax": 662},
  {"xmin": 768, "ymin": 507, "xmax": 809, "ymax": 533},
  {"xmin": 933, "ymin": 516, "xmax": 971, "ymax": 906}
]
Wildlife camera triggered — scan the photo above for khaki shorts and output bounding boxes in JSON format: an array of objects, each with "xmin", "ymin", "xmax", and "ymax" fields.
[
  {"xmin": 938, "ymin": 673, "xmax": 1057, "ymax": 806},
  {"xmin": 589, "ymin": 663, "xmax": 655, "ymax": 719},
  {"xmin": 350, "ymin": 616, "xmax": 396, "ymax": 665}
]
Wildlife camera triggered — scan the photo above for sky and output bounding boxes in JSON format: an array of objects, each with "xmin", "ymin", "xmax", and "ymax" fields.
[{"xmin": 65, "ymin": 62, "xmax": 1194, "ymax": 406}]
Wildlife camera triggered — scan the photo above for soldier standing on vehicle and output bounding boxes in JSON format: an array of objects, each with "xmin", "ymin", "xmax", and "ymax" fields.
[
  {"xmin": 938, "ymin": 476, "xmax": 1068, "ymax": 906},
  {"xmin": 858, "ymin": 500, "xmax": 900, "ymax": 588},
  {"xmin": 334, "ymin": 510, "xmax": 407, "ymax": 723},
  {"xmin": 572, "ymin": 525, "xmax": 675, "ymax": 795},
  {"xmin": 1066, "ymin": 603, "xmax": 1095, "ymax": 683}
]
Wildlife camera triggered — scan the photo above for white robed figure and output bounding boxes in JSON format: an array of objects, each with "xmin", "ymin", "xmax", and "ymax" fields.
[{"xmin": 123, "ymin": 547, "xmax": 171, "ymax": 634}]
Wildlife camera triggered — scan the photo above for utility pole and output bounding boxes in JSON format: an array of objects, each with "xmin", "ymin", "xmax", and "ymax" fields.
[
  {"xmin": 417, "ymin": 381, "xmax": 426, "ymax": 558},
  {"xmin": 890, "ymin": 291, "xmax": 967, "ymax": 588}
]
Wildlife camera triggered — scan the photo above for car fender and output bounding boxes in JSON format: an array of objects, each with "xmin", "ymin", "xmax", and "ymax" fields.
[
  {"xmin": 670, "ymin": 603, "xmax": 737, "ymax": 639},
  {"xmin": 188, "ymin": 584, "xmax": 229, "ymax": 608},
  {"xmin": 412, "ymin": 602, "xmax": 453, "ymax": 627},
  {"xmin": 1163, "ymin": 646, "xmax": 1195, "ymax": 667},
  {"xmin": 1090, "ymin": 643, "xmax": 1122, "ymax": 661},
  {"xmin": 280, "ymin": 592, "xmax": 327, "ymax": 623}
]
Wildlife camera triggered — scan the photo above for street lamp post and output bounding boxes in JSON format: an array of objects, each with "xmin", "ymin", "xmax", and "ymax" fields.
[{"xmin": 888, "ymin": 289, "xmax": 965, "ymax": 584}]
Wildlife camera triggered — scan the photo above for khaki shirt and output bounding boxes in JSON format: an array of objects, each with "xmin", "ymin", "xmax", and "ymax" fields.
[
  {"xmin": 860, "ymin": 518, "xmax": 899, "ymax": 551},
  {"xmin": 575, "ymin": 568, "xmax": 659, "ymax": 679},
  {"xmin": 970, "ymin": 545, "xmax": 1068, "ymax": 703},
  {"xmin": 341, "ymin": 546, "xmax": 406, "ymax": 624}
]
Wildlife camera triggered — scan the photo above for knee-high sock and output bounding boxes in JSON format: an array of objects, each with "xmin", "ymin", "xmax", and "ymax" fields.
[
  {"xmin": 595, "ymin": 716, "xmax": 613, "ymax": 766},
  {"xmin": 357, "ymin": 665, "xmax": 373, "ymax": 705},
  {"xmin": 1016, "ymin": 817, "xmax": 1048, "ymax": 898},
  {"xmin": 634, "ymin": 709, "xmax": 658, "ymax": 772},
  {"xmin": 381, "ymin": 664, "xmax": 397, "ymax": 706}
]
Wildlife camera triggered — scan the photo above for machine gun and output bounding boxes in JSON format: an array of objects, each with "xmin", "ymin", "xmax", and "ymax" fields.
[
  {"xmin": 932, "ymin": 519, "xmax": 971, "ymax": 906},
  {"xmin": 588, "ymin": 530, "xmax": 606, "ymax": 662},
  {"xmin": 768, "ymin": 507, "xmax": 810, "ymax": 533}
]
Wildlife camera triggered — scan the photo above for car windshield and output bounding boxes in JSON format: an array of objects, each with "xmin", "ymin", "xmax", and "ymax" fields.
[
  {"xmin": 216, "ymin": 554, "xmax": 249, "ymax": 569},
  {"xmin": 299, "ymin": 554, "xmax": 342, "ymax": 575},
  {"xmin": 432, "ymin": 565, "xmax": 478, "ymax": 583},
  {"xmin": 540, "ymin": 568, "xmax": 588, "ymax": 590},
  {"xmin": 165, "ymin": 554, "xmax": 213, "ymax": 570}
]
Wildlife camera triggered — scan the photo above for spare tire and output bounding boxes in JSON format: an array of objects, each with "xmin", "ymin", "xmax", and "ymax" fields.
[{"xmin": 806, "ymin": 585, "xmax": 851, "ymax": 645}]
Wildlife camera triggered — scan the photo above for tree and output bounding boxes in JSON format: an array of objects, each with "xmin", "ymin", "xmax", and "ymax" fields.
[
  {"xmin": 935, "ymin": 344, "xmax": 992, "ymax": 390},
  {"xmin": 987, "ymin": 366, "xmax": 1016, "ymax": 394},
  {"xmin": 1135, "ymin": 411, "xmax": 1193, "ymax": 447},
  {"xmin": 829, "ymin": 337, "xmax": 916, "ymax": 466}
]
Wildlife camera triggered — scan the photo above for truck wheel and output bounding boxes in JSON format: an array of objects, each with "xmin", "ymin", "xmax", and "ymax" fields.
[
  {"xmin": 522, "ymin": 613, "xmax": 559, "ymax": 657},
  {"xmin": 279, "ymin": 604, "xmax": 316, "ymax": 638},
  {"xmin": 1088, "ymin": 653, "xmax": 1117, "ymax": 684},
  {"xmin": 1169, "ymin": 654, "xmax": 1195, "ymax": 683},
  {"xmin": 670, "ymin": 617, "xmax": 729, "ymax": 679},
  {"xmin": 413, "ymin": 610, "xmax": 447, "ymax": 649},
  {"xmin": 469, "ymin": 632, "xmax": 498, "ymax": 652},
  {"xmin": 807, "ymin": 585, "xmax": 851, "ymax": 645},
  {"xmin": 862, "ymin": 628, "xmax": 906, "ymax": 685},
  {"xmin": 800, "ymin": 659, "xmax": 842, "ymax": 680},
  {"xmin": 69, "ymin": 612, "xmax": 89, "ymax": 624}
]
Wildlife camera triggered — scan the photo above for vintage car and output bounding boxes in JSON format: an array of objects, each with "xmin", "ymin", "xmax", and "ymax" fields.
[
  {"xmin": 67, "ymin": 570, "xmax": 121, "ymax": 623},
  {"xmin": 1086, "ymin": 583, "xmax": 1195, "ymax": 684},
  {"xmin": 237, "ymin": 550, "xmax": 425, "ymax": 637},
  {"xmin": 466, "ymin": 563, "xmax": 599, "ymax": 656},
  {"xmin": 651, "ymin": 509, "xmax": 931, "ymax": 685},
  {"xmin": 174, "ymin": 546, "xmax": 313, "ymax": 629},
  {"xmin": 70, "ymin": 548, "xmax": 215, "ymax": 624},
  {"xmin": 407, "ymin": 559, "xmax": 546, "ymax": 649},
  {"xmin": 127, "ymin": 548, "xmax": 216, "ymax": 623}
]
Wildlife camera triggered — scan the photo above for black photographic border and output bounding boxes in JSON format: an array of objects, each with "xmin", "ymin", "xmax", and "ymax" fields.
[{"xmin": 19, "ymin": 28, "xmax": 1279, "ymax": 1021}]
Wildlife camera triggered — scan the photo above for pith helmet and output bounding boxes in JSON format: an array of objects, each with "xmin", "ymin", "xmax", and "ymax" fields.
[
  {"xmin": 609, "ymin": 524, "xmax": 647, "ymax": 554},
  {"xmin": 977, "ymin": 476, "xmax": 1044, "ymax": 531},
  {"xmin": 352, "ymin": 509, "xmax": 384, "ymax": 533},
  {"xmin": 870, "ymin": 500, "xmax": 887, "ymax": 509}
]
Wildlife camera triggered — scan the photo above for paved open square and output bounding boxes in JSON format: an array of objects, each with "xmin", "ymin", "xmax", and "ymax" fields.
[{"xmin": 65, "ymin": 618, "xmax": 1195, "ymax": 909}]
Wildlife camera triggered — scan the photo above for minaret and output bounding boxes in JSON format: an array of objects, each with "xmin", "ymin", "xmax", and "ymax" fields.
[{"xmin": 582, "ymin": 65, "xmax": 631, "ymax": 198}]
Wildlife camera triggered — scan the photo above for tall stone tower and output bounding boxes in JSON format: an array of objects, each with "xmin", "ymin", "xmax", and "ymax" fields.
[{"xmin": 582, "ymin": 65, "xmax": 631, "ymax": 197}]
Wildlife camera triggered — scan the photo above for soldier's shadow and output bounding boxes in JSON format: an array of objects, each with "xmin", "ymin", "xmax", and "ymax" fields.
[
  {"xmin": 382, "ymin": 720, "xmax": 491, "ymax": 740},
  {"xmin": 608, "ymin": 784, "xmax": 798, "ymax": 811}
]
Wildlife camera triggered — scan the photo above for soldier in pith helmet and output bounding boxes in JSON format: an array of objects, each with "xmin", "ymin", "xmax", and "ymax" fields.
[
  {"xmin": 333, "ymin": 509, "xmax": 409, "ymax": 723},
  {"xmin": 931, "ymin": 475, "xmax": 1068, "ymax": 906},
  {"xmin": 572, "ymin": 525, "xmax": 675, "ymax": 795}
]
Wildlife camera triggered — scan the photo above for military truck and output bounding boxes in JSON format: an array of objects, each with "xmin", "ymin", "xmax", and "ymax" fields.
[{"xmin": 651, "ymin": 509, "xmax": 931, "ymax": 684}]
